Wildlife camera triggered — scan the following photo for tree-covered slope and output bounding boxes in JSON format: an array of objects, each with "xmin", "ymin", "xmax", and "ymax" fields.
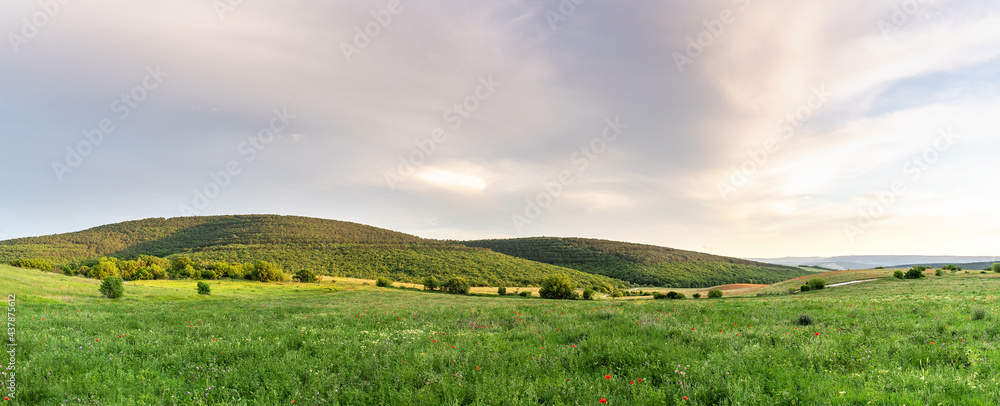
[
  {"xmin": 0, "ymin": 215, "xmax": 625, "ymax": 288},
  {"xmin": 461, "ymin": 237, "xmax": 810, "ymax": 288}
]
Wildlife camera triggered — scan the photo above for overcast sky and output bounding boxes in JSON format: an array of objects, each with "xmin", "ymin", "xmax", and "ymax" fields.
[{"xmin": 2, "ymin": 0, "xmax": 998, "ymax": 258}]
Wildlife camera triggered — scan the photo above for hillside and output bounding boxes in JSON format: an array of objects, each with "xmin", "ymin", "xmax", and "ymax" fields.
[
  {"xmin": 461, "ymin": 237, "xmax": 810, "ymax": 288},
  {"xmin": 0, "ymin": 215, "xmax": 624, "ymax": 288}
]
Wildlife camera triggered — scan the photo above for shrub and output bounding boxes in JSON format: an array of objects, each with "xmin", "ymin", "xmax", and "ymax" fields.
[
  {"xmin": 539, "ymin": 274, "xmax": 577, "ymax": 299},
  {"xmin": 653, "ymin": 292, "xmax": 667, "ymax": 300},
  {"xmin": 797, "ymin": 313, "xmax": 814, "ymax": 326},
  {"xmin": 972, "ymin": 308, "xmax": 987, "ymax": 320},
  {"xmin": 708, "ymin": 289, "xmax": 723, "ymax": 298},
  {"xmin": 197, "ymin": 281, "xmax": 211, "ymax": 295},
  {"xmin": 250, "ymin": 261, "xmax": 285, "ymax": 282},
  {"xmin": 497, "ymin": 286, "xmax": 507, "ymax": 296},
  {"xmin": 807, "ymin": 278, "xmax": 826, "ymax": 290},
  {"xmin": 665, "ymin": 291, "xmax": 685, "ymax": 299},
  {"xmin": 935, "ymin": 269, "xmax": 943, "ymax": 276},
  {"xmin": 133, "ymin": 267, "xmax": 154, "ymax": 281},
  {"xmin": 170, "ymin": 256, "xmax": 193, "ymax": 273},
  {"xmin": 200, "ymin": 269, "xmax": 218, "ymax": 280},
  {"xmin": 611, "ymin": 291, "xmax": 624, "ymax": 298},
  {"xmin": 800, "ymin": 285, "xmax": 811, "ymax": 292},
  {"xmin": 293, "ymin": 269, "xmax": 319, "ymax": 283},
  {"xmin": 583, "ymin": 288, "xmax": 595, "ymax": 300},
  {"xmin": 519, "ymin": 291, "xmax": 531, "ymax": 297},
  {"xmin": 993, "ymin": 263, "xmax": 1000, "ymax": 273},
  {"xmin": 99, "ymin": 276, "xmax": 124, "ymax": 299},
  {"xmin": 905, "ymin": 266, "xmax": 926, "ymax": 279},
  {"xmin": 375, "ymin": 277, "xmax": 393, "ymax": 287},
  {"xmin": 692, "ymin": 293, "xmax": 702, "ymax": 299},
  {"xmin": 893, "ymin": 270, "xmax": 904, "ymax": 279},
  {"xmin": 423, "ymin": 276, "xmax": 439, "ymax": 291},
  {"xmin": 942, "ymin": 264, "xmax": 960, "ymax": 271},
  {"xmin": 874, "ymin": 266, "xmax": 884, "ymax": 269},
  {"xmin": 445, "ymin": 277, "xmax": 470, "ymax": 294}
]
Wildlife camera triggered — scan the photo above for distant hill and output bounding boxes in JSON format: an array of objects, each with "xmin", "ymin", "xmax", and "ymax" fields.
[
  {"xmin": 0, "ymin": 215, "xmax": 623, "ymax": 288},
  {"xmin": 461, "ymin": 237, "xmax": 809, "ymax": 288},
  {"xmin": 750, "ymin": 255, "xmax": 1000, "ymax": 270}
]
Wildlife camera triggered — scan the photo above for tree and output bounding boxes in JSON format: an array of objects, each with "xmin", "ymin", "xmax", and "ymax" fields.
[
  {"xmin": 497, "ymin": 286, "xmax": 507, "ymax": 296},
  {"xmin": 583, "ymin": 288, "xmax": 595, "ymax": 300},
  {"xmin": 197, "ymin": 281, "xmax": 211, "ymax": 295},
  {"xmin": 708, "ymin": 289, "xmax": 723, "ymax": 298},
  {"xmin": 807, "ymin": 278, "xmax": 826, "ymax": 290},
  {"xmin": 250, "ymin": 261, "xmax": 284, "ymax": 282},
  {"xmin": 445, "ymin": 277, "xmax": 470, "ymax": 294},
  {"xmin": 99, "ymin": 276, "xmax": 124, "ymax": 299},
  {"xmin": 170, "ymin": 256, "xmax": 193, "ymax": 272},
  {"xmin": 993, "ymin": 263, "xmax": 1000, "ymax": 273},
  {"xmin": 375, "ymin": 277, "xmax": 393, "ymax": 287},
  {"xmin": 539, "ymin": 274, "xmax": 577, "ymax": 299},
  {"xmin": 90, "ymin": 257, "xmax": 120, "ymax": 280},
  {"xmin": 293, "ymin": 269, "xmax": 318, "ymax": 283},
  {"xmin": 423, "ymin": 276, "xmax": 439, "ymax": 291}
]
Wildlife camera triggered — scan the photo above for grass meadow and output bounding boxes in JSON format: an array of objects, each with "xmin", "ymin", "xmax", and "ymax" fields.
[{"xmin": 3, "ymin": 264, "xmax": 1000, "ymax": 405}]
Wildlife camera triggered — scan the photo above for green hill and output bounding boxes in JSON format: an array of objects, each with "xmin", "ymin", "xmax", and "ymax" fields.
[
  {"xmin": 0, "ymin": 215, "xmax": 623, "ymax": 288},
  {"xmin": 460, "ymin": 237, "xmax": 810, "ymax": 288}
]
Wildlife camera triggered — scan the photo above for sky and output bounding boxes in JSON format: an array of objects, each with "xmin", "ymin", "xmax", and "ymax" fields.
[{"xmin": 1, "ymin": 0, "xmax": 999, "ymax": 258}]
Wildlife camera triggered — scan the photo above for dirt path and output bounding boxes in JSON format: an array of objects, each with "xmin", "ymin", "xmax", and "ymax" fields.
[{"xmin": 826, "ymin": 279, "xmax": 877, "ymax": 287}]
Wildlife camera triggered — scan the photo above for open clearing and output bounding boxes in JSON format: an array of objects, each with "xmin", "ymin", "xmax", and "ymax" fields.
[{"xmin": 4, "ymin": 265, "xmax": 1000, "ymax": 405}]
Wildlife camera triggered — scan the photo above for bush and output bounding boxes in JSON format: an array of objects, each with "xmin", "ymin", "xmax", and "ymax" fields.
[
  {"xmin": 197, "ymin": 281, "xmax": 211, "ymax": 295},
  {"xmin": 874, "ymin": 266, "xmax": 884, "ymax": 269},
  {"xmin": 539, "ymin": 274, "xmax": 577, "ymax": 299},
  {"xmin": 807, "ymin": 278, "xmax": 826, "ymax": 290},
  {"xmin": 800, "ymin": 285, "xmax": 811, "ymax": 292},
  {"xmin": 170, "ymin": 256, "xmax": 193, "ymax": 273},
  {"xmin": 993, "ymin": 263, "xmax": 1000, "ymax": 273},
  {"xmin": 518, "ymin": 291, "xmax": 531, "ymax": 297},
  {"xmin": 665, "ymin": 291, "xmax": 685, "ymax": 299},
  {"xmin": 653, "ymin": 292, "xmax": 667, "ymax": 300},
  {"xmin": 250, "ymin": 261, "xmax": 285, "ymax": 282},
  {"xmin": 972, "ymin": 308, "xmax": 987, "ymax": 320},
  {"xmin": 423, "ymin": 276, "xmax": 439, "ymax": 291},
  {"xmin": 708, "ymin": 289, "xmax": 723, "ymax": 298},
  {"xmin": 375, "ymin": 277, "xmax": 393, "ymax": 288},
  {"xmin": 583, "ymin": 288, "xmax": 595, "ymax": 300},
  {"xmin": 692, "ymin": 293, "xmax": 702, "ymax": 299},
  {"xmin": 445, "ymin": 277, "xmax": 470, "ymax": 294},
  {"xmin": 200, "ymin": 269, "xmax": 218, "ymax": 280},
  {"xmin": 935, "ymin": 269, "xmax": 943, "ymax": 276},
  {"xmin": 797, "ymin": 313, "xmax": 814, "ymax": 326},
  {"xmin": 611, "ymin": 291, "xmax": 624, "ymax": 298},
  {"xmin": 905, "ymin": 266, "xmax": 926, "ymax": 279},
  {"xmin": 293, "ymin": 269, "xmax": 318, "ymax": 283},
  {"xmin": 497, "ymin": 286, "xmax": 507, "ymax": 296},
  {"xmin": 893, "ymin": 270, "xmax": 904, "ymax": 279},
  {"xmin": 99, "ymin": 276, "xmax": 124, "ymax": 299},
  {"xmin": 942, "ymin": 264, "xmax": 960, "ymax": 271}
]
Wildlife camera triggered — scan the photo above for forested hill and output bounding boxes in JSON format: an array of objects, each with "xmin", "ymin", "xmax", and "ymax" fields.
[
  {"xmin": 460, "ymin": 237, "xmax": 810, "ymax": 288},
  {"xmin": 0, "ymin": 215, "xmax": 624, "ymax": 288}
]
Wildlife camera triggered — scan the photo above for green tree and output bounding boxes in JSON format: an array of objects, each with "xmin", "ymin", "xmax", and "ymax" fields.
[
  {"xmin": 99, "ymin": 276, "xmax": 124, "ymax": 299},
  {"xmin": 497, "ymin": 286, "xmax": 507, "ymax": 296},
  {"xmin": 807, "ymin": 278, "xmax": 826, "ymax": 290},
  {"xmin": 170, "ymin": 256, "xmax": 193, "ymax": 272},
  {"xmin": 250, "ymin": 261, "xmax": 284, "ymax": 282},
  {"xmin": 293, "ymin": 269, "xmax": 318, "ymax": 283},
  {"xmin": 445, "ymin": 277, "xmax": 470, "ymax": 294},
  {"xmin": 539, "ymin": 274, "xmax": 577, "ymax": 299},
  {"xmin": 992, "ymin": 263, "xmax": 1000, "ymax": 273},
  {"xmin": 905, "ymin": 266, "xmax": 926, "ymax": 279},
  {"xmin": 375, "ymin": 277, "xmax": 393, "ymax": 287},
  {"xmin": 708, "ymin": 289, "xmax": 723, "ymax": 298},
  {"xmin": 197, "ymin": 281, "xmax": 211, "ymax": 295},
  {"xmin": 423, "ymin": 276, "xmax": 439, "ymax": 290}
]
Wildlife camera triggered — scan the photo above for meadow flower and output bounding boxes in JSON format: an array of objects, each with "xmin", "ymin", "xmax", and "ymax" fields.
[{"xmin": 605, "ymin": 374, "xmax": 611, "ymax": 380}]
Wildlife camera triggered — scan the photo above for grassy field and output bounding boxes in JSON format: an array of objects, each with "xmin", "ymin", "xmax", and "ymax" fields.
[{"xmin": 4, "ymin": 264, "xmax": 1000, "ymax": 405}]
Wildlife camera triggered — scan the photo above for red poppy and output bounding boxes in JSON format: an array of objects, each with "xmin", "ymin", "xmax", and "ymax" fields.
[
  {"xmin": 683, "ymin": 396, "xmax": 689, "ymax": 400},
  {"xmin": 605, "ymin": 374, "xmax": 611, "ymax": 380},
  {"xmin": 815, "ymin": 333, "xmax": 820, "ymax": 336},
  {"xmin": 638, "ymin": 378, "xmax": 642, "ymax": 383},
  {"xmin": 599, "ymin": 399, "xmax": 607, "ymax": 404}
]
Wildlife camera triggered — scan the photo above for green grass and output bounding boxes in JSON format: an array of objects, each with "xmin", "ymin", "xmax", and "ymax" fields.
[{"xmin": 5, "ymin": 264, "xmax": 1000, "ymax": 405}]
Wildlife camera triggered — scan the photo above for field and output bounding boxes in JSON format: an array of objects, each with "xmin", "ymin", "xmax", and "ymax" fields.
[{"xmin": 4, "ymin": 264, "xmax": 1000, "ymax": 405}]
